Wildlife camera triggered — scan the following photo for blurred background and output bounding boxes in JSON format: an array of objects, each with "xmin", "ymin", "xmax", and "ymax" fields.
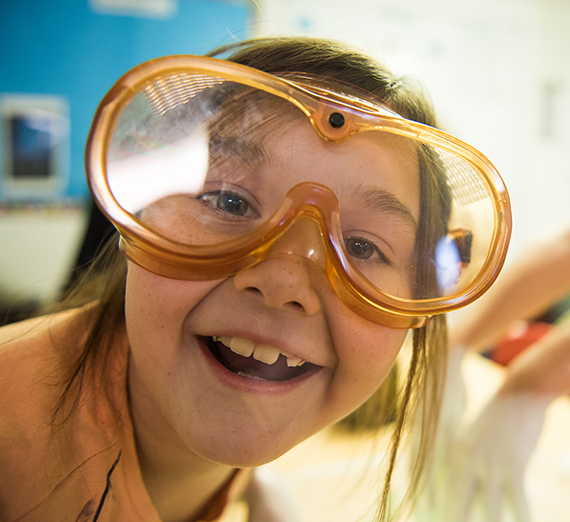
[{"xmin": 1, "ymin": 0, "xmax": 569, "ymax": 318}]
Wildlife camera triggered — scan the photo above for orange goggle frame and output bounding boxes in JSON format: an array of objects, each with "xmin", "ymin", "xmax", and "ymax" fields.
[{"xmin": 86, "ymin": 55, "xmax": 512, "ymax": 328}]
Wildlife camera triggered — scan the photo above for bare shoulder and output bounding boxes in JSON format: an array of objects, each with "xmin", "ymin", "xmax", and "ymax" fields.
[
  {"xmin": 0, "ymin": 306, "xmax": 94, "ymax": 355},
  {"xmin": 0, "ymin": 308, "xmax": 94, "ymax": 426}
]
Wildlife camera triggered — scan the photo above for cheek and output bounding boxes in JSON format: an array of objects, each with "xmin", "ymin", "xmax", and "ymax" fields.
[
  {"xmin": 124, "ymin": 263, "xmax": 219, "ymax": 359},
  {"xmin": 328, "ymin": 311, "xmax": 408, "ymax": 414},
  {"xmin": 125, "ymin": 267, "xmax": 179, "ymax": 349},
  {"xmin": 343, "ymin": 322, "xmax": 405, "ymax": 382}
]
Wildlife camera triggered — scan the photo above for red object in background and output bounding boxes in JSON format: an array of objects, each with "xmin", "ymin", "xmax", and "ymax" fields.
[{"xmin": 490, "ymin": 321, "xmax": 553, "ymax": 366}]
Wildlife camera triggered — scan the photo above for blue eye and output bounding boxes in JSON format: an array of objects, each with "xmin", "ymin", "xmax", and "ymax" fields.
[
  {"xmin": 199, "ymin": 190, "xmax": 258, "ymax": 219},
  {"xmin": 216, "ymin": 192, "xmax": 249, "ymax": 216}
]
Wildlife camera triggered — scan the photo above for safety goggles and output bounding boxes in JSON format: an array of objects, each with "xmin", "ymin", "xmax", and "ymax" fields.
[{"xmin": 86, "ymin": 55, "xmax": 511, "ymax": 328}]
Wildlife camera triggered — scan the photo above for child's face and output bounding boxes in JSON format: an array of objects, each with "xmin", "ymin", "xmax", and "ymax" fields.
[{"xmin": 125, "ymin": 118, "xmax": 420, "ymax": 467}]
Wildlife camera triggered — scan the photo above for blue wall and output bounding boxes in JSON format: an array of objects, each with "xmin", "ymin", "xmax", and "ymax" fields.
[{"xmin": 0, "ymin": 0, "xmax": 253, "ymax": 200}]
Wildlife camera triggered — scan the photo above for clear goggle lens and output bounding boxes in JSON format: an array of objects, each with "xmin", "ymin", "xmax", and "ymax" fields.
[{"xmin": 88, "ymin": 58, "xmax": 511, "ymax": 326}]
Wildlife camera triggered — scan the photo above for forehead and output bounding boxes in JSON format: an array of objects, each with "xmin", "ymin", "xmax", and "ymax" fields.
[{"xmin": 226, "ymin": 116, "xmax": 422, "ymax": 222}]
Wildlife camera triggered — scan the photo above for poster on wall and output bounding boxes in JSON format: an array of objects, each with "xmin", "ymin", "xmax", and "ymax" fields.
[{"xmin": 0, "ymin": 94, "xmax": 70, "ymax": 202}]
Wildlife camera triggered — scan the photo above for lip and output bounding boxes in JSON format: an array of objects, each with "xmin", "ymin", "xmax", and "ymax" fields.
[{"xmin": 197, "ymin": 336, "xmax": 322, "ymax": 395}]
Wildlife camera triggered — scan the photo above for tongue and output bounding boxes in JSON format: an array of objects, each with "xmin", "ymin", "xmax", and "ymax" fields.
[{"xmin": 207, "ymin": 337, "xmax": 310, "ymax": 381}]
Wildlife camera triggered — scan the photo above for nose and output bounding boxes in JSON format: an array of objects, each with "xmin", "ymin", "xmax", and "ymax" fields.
[{"xmin": 233, "ymin": 216, "xmax": 328, "ymax": 315}]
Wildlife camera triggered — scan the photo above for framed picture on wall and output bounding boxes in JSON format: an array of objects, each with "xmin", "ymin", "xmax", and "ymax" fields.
[{"xmin": 0, "ymin": 94, "xmax": 69, "ymax": 202}]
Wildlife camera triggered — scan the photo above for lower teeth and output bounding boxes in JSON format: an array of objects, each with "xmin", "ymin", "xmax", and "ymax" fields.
[{"xmin": 237, "ymin": 371, "xmax": 266, "ymax": 381}]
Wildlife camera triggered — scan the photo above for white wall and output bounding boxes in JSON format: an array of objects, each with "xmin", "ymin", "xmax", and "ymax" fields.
[
  {"xmin": 253, "ymin": 0, "xmax": 570, "ymax": 259},
  {"xmin": 0, "ymin": 205, "xmax": 88, "ymax": 306}
]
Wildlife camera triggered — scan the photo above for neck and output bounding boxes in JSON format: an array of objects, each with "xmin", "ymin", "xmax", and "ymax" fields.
[
  {"xmin": 128, "ymin": 361, "xmax": 235, "ymax": 522},
  {"xmin": 137, "ymin": 451, "xmax": 234, "ymax": 522}
]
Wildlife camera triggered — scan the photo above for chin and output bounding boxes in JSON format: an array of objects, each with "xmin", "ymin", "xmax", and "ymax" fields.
[{"xmin": 197, "ymin": 436, "xmax": 297, "ymax": 468}]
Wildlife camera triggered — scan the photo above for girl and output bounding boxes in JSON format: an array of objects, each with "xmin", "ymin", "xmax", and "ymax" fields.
[{"xmin": 0, "ymin": 37, "xmax": 511, "ymax": 522}]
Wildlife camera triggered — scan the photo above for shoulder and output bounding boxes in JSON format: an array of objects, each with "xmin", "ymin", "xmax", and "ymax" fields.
[
  {"xmin": 0, "ymin": 307, "xmax": 103, "ymax": 453},
  {"xmin": 0, "ymin": 309, "xmax": 92, "ymax": 432},
  {"xmin": 0, "ymin": 306, "xmax": 91, "ymax": 351},
  {"xmin": 0, "ymin": 308, "xmax": 91, "ymax": 388},
  {"xmin": 0, "ymin": 312, "xmax": 68, "ymax": 386},
  {"xmin": 0, "ymin": 303, "xmax": 128, "ymax": 414},
  {"xmin": 0, "ymin": 308, "xmax": 132, "ymax": 521}
]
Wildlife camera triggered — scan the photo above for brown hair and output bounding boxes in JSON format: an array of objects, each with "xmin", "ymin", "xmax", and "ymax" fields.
[{"xmin": 53, "ymin": 36, "xmax": 449, "ymax": 521}]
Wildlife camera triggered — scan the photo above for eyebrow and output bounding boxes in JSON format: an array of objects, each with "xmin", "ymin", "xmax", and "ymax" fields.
[
  {"xmin": 210, "ymin": 135, "xmax": 273, "ymax": 170},
  {"xmin": 356, "ymin": 186, "xmax": 418, "ymax": 232}
]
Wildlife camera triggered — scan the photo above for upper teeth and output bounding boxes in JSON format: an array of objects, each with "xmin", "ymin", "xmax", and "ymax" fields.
[{"xmin": 213, "ymin": 336, "xmax": 306, "ymax": 367}]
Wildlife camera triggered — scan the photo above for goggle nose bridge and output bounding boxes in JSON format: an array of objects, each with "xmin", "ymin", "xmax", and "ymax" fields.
[
  {"xmin": 262, "ymin": 206, "xmax": 334, "ymax": 269},
  {"xmin": 258, "ymin": 182, "xmax": 344, "ymax": 270}
]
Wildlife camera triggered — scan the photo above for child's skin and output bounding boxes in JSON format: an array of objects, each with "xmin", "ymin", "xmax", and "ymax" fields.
[{"xmin": 124, "ymin": 119, "xmax": 420, "ymax": 520}]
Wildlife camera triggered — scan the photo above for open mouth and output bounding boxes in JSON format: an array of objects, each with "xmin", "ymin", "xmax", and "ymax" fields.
[{"xmin": 201, "ymin": 335, "xmax": 317, "ymax": 382}]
